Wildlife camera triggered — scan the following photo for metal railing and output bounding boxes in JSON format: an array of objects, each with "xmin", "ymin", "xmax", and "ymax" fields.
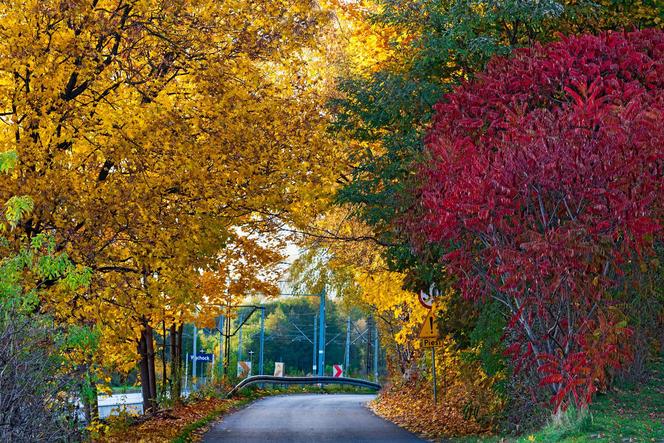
[{"xmin": 226, "ymin": 375, "xmax": 381, "ymax": 398}]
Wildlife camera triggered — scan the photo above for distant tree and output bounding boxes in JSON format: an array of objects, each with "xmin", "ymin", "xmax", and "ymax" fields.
[{"xmin": 244, "ymin": 298, "xmax": 361, "ymax": 376}]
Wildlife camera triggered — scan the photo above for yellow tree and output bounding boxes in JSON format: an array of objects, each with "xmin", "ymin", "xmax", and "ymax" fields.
[{"xmin": 0, "ymin": 0, "xmax": 345, "ymax": 411}]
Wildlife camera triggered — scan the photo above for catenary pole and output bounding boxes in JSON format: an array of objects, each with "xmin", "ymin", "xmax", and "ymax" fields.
[
  {"xmin": 312, "ymin": 314, "xmax": 318, "ymax": 374},
  {"xmin": 192, "ymin": 325, "xmax": 197, "ymax": 382},
  {"xmin": 366, "ymin": 316, "xmax": 372, "ymax": 376},
  {"xmin": 184, "ymin": 352, "xmax": 189, "ymax": 393},
  {"xmin": 259, "ymin": 307, "xmax": 265, "ymax": 375},
  {"xmin": 373, "ymin": 327, "xmax": 379, "ymax": 382},
  {"xmin": 317, "ymin": 286, "xmax": 326, "ymax": 376},
  {"xmin": 344, "ymin": 316, "xmax": 351, "ymax": 375},
  {"xmin": 224, "ymin": 312, "xmax": 231, "ymax": 376}
]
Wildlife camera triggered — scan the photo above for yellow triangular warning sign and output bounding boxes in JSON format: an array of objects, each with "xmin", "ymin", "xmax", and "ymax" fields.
[{"xmin": 419, "ymin": 309, "xmax": 440, "ymax": 339}]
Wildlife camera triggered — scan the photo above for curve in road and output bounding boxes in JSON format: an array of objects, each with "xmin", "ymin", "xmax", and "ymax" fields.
[{"xmin": 203, "ymin": 394, "xmax": 424, "ymax": 443}]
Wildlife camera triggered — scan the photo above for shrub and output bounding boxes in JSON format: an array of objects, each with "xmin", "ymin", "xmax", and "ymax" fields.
[
  {"xmin": 0, "ymin": 306, "xmax": 83, "ymax": 441},
  {"xmin": 411, "ymin": 29, "xmax": 664, "ymax": 411}
]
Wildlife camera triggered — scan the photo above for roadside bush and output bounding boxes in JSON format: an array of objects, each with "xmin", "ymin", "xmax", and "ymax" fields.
[
  {"xmin": 0, "ymin": 305, "xmax": 83, "ymax": 442},
  {"xmin": 410, "ymin": 29, "xmax": 664, "ymax": 412}
]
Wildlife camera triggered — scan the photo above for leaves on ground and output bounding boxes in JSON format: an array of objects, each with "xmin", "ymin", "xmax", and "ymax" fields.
[
  {"xmin": 100, "ymin": 397, "xmax": 238, "ymax": 443},
  {"xmin": 371, "ymin": 381, "xmax": 494, "ymax": 440}
]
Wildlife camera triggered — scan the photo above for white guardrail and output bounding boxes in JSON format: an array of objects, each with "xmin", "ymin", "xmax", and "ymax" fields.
[{"xmin": 96, "ymin": 392, "xmax": 144, "ymax": 419}]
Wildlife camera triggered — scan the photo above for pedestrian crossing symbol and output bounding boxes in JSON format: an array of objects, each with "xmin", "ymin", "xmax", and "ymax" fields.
[{"xmin": 418, "ymin": 309, "xmax": 440, "ymax": 339}]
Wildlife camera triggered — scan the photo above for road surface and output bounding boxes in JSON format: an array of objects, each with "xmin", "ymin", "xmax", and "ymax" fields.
[{"xmin": 203, "ymin": 394, "xmax": 424, "ymax": 443}]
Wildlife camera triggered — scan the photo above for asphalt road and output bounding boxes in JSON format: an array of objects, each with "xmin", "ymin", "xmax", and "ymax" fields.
[{"xmin": 202, "ymin": 394, "xmax": 424, "ymax": 443}]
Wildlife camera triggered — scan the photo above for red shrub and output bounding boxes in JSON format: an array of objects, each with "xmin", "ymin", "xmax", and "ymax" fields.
[{"xmin": 412, "ymin": 30, "xmax": 664, "ymax": 410}]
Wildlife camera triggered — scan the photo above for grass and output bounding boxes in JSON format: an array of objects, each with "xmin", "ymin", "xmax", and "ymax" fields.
[
  {"xmin": 454, "ymin": 361, "xmax": 664, "ymax": 443},
  {"xmin": 245, "ymin": 383, "xmax": 376, "ymax": 396}
]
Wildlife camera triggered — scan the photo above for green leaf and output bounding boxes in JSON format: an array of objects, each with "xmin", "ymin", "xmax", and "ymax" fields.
[
  {"xmin": 0, "ymin": 151, "xmax": 17, "ymax": 174},
  {"xmin": 5, "ymin": 195, "xmax": 34, "ymax": 227}
]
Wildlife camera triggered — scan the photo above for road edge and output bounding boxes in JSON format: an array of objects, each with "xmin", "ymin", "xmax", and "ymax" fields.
[{"xmin": 172, "ymin": 394, "xmax": 265, "ymax": 443}]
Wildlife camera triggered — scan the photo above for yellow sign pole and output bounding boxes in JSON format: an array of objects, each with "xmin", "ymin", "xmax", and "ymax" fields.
[
  {"xmin": 419, "ymin": 308, "xmax": 441, "ymax": 404},
  {"xmin": 431, "ymin": 347, "xmax": 437, "ymax": 403},
  {"xmin": 442, "ymin": 346, "xmax": 447, "ymax": 401}
]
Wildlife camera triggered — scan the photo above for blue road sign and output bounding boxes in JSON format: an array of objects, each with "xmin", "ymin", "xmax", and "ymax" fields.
[{"xmin": 190, "ymin": 353, "xmax": 214, "ymax": 362}]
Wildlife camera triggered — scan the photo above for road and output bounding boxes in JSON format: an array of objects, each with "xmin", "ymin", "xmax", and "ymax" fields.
[{"xmin": 203, "ymin": 394, "xmax": 423, "ymax": 443}]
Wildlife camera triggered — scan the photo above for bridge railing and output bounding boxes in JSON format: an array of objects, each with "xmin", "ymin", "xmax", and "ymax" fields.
[{"xmin": 226, "ymin": 375, "xmax": 381, "ymax": 398}]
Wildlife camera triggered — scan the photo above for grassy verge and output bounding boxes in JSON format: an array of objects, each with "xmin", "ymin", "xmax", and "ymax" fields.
[
  {"xmin": 453, "ymin": 361, "xmax": 664, "ymax": 443},
  {"xmin": 252, "ymin": 384, "xmax": 376, "ymax": 396},
  {"xmin": 171, "ymin": 393, "xmax": 263, "ymax": 443}
]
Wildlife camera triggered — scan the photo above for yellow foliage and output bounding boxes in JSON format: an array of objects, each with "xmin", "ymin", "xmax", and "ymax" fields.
[
  {"xmin": 0, "ymin": 0, "xmax": 347, "ymax": 375},
  {"xmin": 354, "ymin": 261, "xmax": 428, "ymax": 346}
]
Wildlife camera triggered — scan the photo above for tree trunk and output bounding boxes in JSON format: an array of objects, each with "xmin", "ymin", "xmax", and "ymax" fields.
[
  {"xmin": 81, "ymin": 367, "xmax": 99, "ymax": 423},
  {"xmin": 177, "ymin": 324, "xmax": 183, "ymax": 396},
  {"xmin": 161, "ymin": 319, "xmax": 168, "ymax": 396},
  {"xmin": 169, "ymin": 323, "xmax": 176, "ymax": 397},
  {"xmin": 169, "ymin": 323, "xmax": 183, "ymax": 404},
  {"xmin": 146, "ymin": 324, "xmax": 157, "ymax": 406},
  {"xmin": 138, "ymin": 322, "xmax": 158, "ymax": 413}
]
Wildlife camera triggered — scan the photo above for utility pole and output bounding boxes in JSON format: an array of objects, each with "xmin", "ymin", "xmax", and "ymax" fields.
[
  {"xmin": 259, "ymin": 307, "xmax": 265, "ymax": 375},
  {"xmin": 216, "ymin": 304, "xmax": 261, "ymax": 378},
  {"xmin": 312, "ymin": 314, "xmax": 318, "ymax": 374},
  {"xmin": 344, "ymin": 316, "xmax": 351, "ymax": 375},
  {"xmin": 192, "ymin": 325, "xmax": 198, "ymax": 382},
  {"xmin": 317, "ymin": 286, "xmax": 326, "ymax": 376}
]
